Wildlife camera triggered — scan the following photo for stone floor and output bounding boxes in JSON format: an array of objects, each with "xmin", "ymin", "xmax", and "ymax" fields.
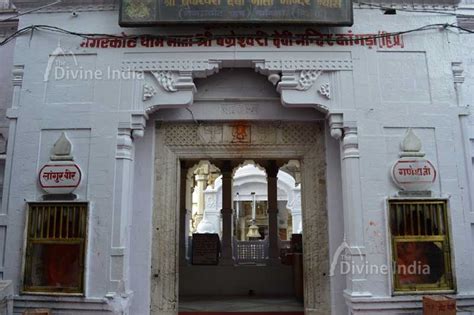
[{"xmin": 179, "ymin": 296, "xmax": 304, "ymax": 312}]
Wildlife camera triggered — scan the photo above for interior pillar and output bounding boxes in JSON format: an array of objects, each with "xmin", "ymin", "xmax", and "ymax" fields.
[
  {"xmin": 194, "ymin": 173, "xmax": 208, "ymax": 229},
  {"xmin": 220, "ymin": 160, "xmax": 234, "ymax": 265},
  {"xmin": 179, "ymin": 163, "xmax": 188, "ymax": 266},
  {"xmin": 266, "ymin": 160, "xmax": 280, "ymax": 263}
]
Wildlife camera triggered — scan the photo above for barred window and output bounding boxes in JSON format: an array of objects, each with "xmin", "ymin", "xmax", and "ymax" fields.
[
  {"xmin": 23, "ymin": 203, "xmax": 87, "ymax": 294},
  {"xmin": 389, "ymin": 200, "xmax": 454, "ymax": 292}
]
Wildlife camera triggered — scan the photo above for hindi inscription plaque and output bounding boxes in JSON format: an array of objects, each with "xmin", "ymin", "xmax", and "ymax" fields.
[{"xmin": 120, "ymin": 0, "xmax": 353, "ymax": 25}]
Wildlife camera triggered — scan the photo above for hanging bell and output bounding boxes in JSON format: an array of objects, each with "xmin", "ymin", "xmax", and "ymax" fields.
[{"xmin": 247, "ymin": 224, "xmax": 261, "ymax": 239}]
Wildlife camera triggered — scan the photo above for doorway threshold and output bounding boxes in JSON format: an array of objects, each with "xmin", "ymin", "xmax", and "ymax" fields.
[{"xmin": 179, "ymin": 296, "xmax": 304, "ymax": 313}]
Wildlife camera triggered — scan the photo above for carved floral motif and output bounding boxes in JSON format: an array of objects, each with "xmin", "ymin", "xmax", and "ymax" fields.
[
  {"xmin": 318, "ymin": 83, "xmax": 331, "ymax": 99},
  {"xmin": 151, "ymin": 71, "xmax": 177, "ymax": 92},
  {"xmin": 297, "ymin": 70, "xmax": 321, "ymax": 90},
  {"xmin": 142, "ymin": 83, "xmax": 157, "ymax": 101}
]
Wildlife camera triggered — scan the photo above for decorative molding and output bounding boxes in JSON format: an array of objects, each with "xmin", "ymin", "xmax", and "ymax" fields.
[
  {"xmin": 122, "ymin": 57, "xmax": 351, "ymax": 114},
  {"xmin": 12, "ymin": 65, "xmax": 24, "ymax": 87},
  {"xmin": 318, "ymin": 83, "xmax": 331, "ymax": 99},
  {"xmin": 116, "ymin": 125, "xmax": 133, "ymax": 160},
  {"xmin": 151, "ymin": 71, "xmax": 178, "ymax": 92},
  {"xmin": 122, "ymin": 59, "xmax": 221, "ymax": 78},
  {"xmin": 131, "ymin": 112, "xmax": 148, "ymax": 138},
  {"xmin": 164, "ymin": 122, "xmax": 320, "ymax": 147},
  {"xmin": 143, "ymin": 83, "xmax": 157, "ymax": 101},
  {"xmin": 328, "ymin": 112, "xmax": 344, "ymax": 140},
  {"xmin": 254, "ymin": 59, "xmax": 353, "ymax": 73},
  {"xmin": 297, "ymin": 70, "xmax": 321, "ymax": 91},
  {"xmin": 342, "ymin": 123, "xmax": 359, "ymax": 159},
  {"xmin": 452, "ymin": 61, "xmax": 464, "ymax": 84}
]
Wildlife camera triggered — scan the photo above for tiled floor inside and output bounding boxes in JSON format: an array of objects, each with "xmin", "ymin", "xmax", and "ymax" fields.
[{"xmin": 179, "ymin": 296, "xmax": 304, "ymax": 312}]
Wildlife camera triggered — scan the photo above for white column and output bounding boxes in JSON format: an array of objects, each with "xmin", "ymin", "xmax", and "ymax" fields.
[
  {"xmin": 108, "ymin": 114, "xmax": 147, "ymax": 300},
  {"xmin": 330, "ymin": 114, "xmax": 370, "ymax": 297},
  {"xmin": 291, "ymin": 185, "xmax": 303, "ymax": 234},
  {"xmin": 194, "ymin": 173, "xmax": 208, "ymax": 228}
]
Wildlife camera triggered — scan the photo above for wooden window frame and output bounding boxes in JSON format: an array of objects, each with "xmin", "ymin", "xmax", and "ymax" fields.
[
  {"xmin": 388, "ymin": 199, "xmax": 455, "ymax": 294},
  {"xmin": 21, "ymin": 202, "xmax": 88, "ymax": 295}
]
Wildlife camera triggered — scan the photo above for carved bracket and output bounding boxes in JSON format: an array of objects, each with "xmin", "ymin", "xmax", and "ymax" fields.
[
  {"xmin": 122, "ymin": 59, "xmax": 221, "ymax": 110},
  {"xmin": 116, "ymin": 111, "xmax": 148, "ymax": 159},
  {"xmin": 328, "ymin": 112, "xmax": 344, "ymax": 140},
  {"xmin": 122, "ymin": 57, "xmax": 353, "ymax": 114},
  {"xmin": 255, "ymin": 58, "xmax": 352, "ymax": 111}
]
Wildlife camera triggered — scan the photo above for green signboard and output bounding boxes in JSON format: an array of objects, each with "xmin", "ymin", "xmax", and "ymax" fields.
[{"xmin": 119, "ymin": 0, "xmax": 353, "ymax": 26}]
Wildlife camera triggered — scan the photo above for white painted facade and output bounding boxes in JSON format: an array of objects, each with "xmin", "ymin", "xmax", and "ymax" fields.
[{"xmin": 0, "ymin": 0, "xmax": 473, "ymax": 314}]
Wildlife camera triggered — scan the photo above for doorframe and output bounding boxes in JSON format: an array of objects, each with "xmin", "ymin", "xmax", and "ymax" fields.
[{"xmin": 150, "ymin": 121, "xmax": 330, "ymax": 315}]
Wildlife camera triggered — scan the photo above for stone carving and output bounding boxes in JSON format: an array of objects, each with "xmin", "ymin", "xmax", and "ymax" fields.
[
  {"xmin": 143, "ymin": 83, "xmax": 157, "ymax": 101},
  {"xmin": 12, "ymin": 65, "xmax": 25, "ymax": 87},
  {"xmin": 281, "ymin": 124, "xmax": 319, "ymax": 144},
  {"xmin": 51, "ymin": 132, "xmax": 73, "ymax": 161},
  {"xmin": 122, "ymin": 59, "xmax": 221, "ymax": 76},
  {"xmin": 116, "ymin": 128, "xmax": 133, "ymax": 160},
  {"xmin": 297, "ymin": 70, "xmax": 321, "ymax": 91},
  {"xmin": 398, "ymin": 128, "xmax": 427, "ymax": 159},
  {"xmin": 231, "ymin": 124, "xmax": 251, "ymax": 143},
  {"xmin": 151, "ymin": 71, "xmax": 177, "ymax": 92},
  {"xmin": 205, "ymin": 193, "xmax": 216, "ymax": 209},
  {"xmin": 165, "ymin": 123, "xmax": 320, "ymax": 146},
  {"xmin": 220, "ymin": 104, "xmax": 258, "ymax": 115},
  {"xmin": 198, "ymin": 125, "xmax": 224, "ymax": 144},
  {"xmin": 267, "ymin": 73, "xmax": 281, "ymax": 86},
  {"xmin": 252, "ymin": 124, "xmax": 277, "ymax": 144},
  {"xmin": 254, "ymin": 59, "xmax": 353, "ymax": 73},
  {"xmin": 328, "ymin": 112, "xmax": 343, "ymax": 140},
  {"xmin": 342, "ymin": 125, "xmax": 359, "ymax": 159},
  {"xmin": 318, "ymin": 83, "xmax": 331, "ymax": 99}
]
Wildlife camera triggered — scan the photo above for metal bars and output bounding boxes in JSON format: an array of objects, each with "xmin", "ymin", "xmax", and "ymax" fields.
[
  {"xmin": 389, "ymin": 199, "xmax": 454, "ymax": 293},
  {"xmin": 23, "ymin": 202, "xmax": 87, "ymax": 294}
]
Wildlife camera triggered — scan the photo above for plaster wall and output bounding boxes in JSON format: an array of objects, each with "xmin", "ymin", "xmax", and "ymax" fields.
[{"xmin": 2, "ymin": 4, "xmax": 473, "ymax": 314}]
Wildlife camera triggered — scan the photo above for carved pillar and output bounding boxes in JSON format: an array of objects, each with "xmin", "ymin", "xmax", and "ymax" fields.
[
  {"xmin": 291, "ymin": 185, "xmax": 303, "ymax": 234},
  {"xmin": 329, "ymin": 114, "xmax": 370, "ymax": 297},
  {"xmin": 266, "ymin": 160, "xmax": 280, "ymax": 263},
  {"xmin": 220, "ymin": 161, "xmax": 234, "ymax": 265},
  {"xmin": 179, "ymin": 164, "xmax": 188, "ymax": 266},
  {"xmin": 108, "ymin": 114, "xmax": 147, "ymax": 301},
  {"xmin": 194, "ymin": 173, "xmax": 208, "ymax": 228},
  {"xmin": 2, "ymin": 66, "xmax": 23, "ymax": 216}
]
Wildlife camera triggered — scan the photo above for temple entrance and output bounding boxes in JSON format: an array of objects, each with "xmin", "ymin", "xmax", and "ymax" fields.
[
  {"xmin": 178, "ymin": 159, "xmax": 304, "ymax": 313},
  {"xmin": 151, "ymin": 121, "xmax": 330, "ymax": 315}
]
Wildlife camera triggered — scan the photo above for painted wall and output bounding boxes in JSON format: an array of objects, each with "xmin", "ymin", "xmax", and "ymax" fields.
[
  {"xmin": 2, "ymin": 3, "xmax": 473, "ymax": 314},
  {"xmin": 0, "ymin": 1, "xmax": 16, "ymax": 285}
]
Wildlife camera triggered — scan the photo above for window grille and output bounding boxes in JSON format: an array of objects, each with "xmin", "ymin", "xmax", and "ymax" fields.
[
  {"xmin": 233, "ymin": 238, "xmax": 268, "ymax": 265},
  {"xmin": 23, "ymin": 203, "xmax": 87, "ymax": 294},
  {"xmin": 389, "ymin": 200, "xmax": 454, "ymax": 292}
]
